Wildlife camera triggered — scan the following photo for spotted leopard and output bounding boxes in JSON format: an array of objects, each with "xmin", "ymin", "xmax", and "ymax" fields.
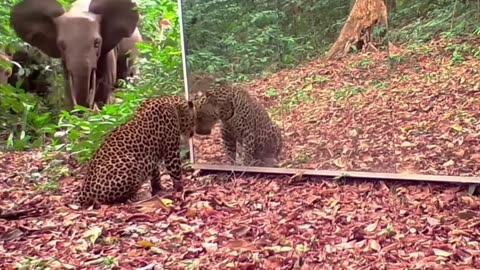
[
  {"xmin": 74, "ymin": 95, "xmax": 195, "ymax": 208},
  {"xmin": 191, "ymin": 72, "xmax": 282, "ymax": 166}
]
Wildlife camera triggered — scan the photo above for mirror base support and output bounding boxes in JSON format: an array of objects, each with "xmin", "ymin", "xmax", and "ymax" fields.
[{"xmin": 191, "ymin": 164, "xmax": 480, "ymax": 184}]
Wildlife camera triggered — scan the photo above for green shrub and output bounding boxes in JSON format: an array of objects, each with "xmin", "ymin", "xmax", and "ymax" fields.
[{"xmin": 0, "ymin": 0, "xmax": 184, "ymax": 162}]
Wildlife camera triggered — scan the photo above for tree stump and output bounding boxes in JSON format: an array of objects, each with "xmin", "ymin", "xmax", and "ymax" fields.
[{"xmin": 326, "ymin": 0, "xmax": 388, "ymax": 60}]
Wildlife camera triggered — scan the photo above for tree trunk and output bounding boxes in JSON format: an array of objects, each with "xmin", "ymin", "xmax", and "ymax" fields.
[{"xmin": 326, "ymin": 0, "xmax": 388, "ymax": 60}]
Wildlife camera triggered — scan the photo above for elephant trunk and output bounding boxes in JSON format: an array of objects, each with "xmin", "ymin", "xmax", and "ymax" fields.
[{"xmin": 68, "ymin": 65, "xmax": 96, "ymax": 109}]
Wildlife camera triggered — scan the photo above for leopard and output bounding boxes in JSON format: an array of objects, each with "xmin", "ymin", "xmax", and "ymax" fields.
[
  {"xmin": 191, "ymin": 72, "xmax": 282, "ymax": 167},
  {"xmin": 74, "ymin": 95, "xmax": 195, "ymax": 208}
]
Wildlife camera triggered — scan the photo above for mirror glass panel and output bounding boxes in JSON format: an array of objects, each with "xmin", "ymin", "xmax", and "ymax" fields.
[{"xmin": 182, "ymin": 0, "xmax": 479, "ymax": 177}]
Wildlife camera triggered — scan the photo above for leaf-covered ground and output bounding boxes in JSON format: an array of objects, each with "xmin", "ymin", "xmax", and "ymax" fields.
[
  {"xmin": 2, "ymin": 37, "xmax": 480, "ymax": 269},
  {"xmin": 193, "ymin": 36, "xmax": 480, "ymax": 176},
  {"xmin": 1, "ymin": 151, "xmax": 480, "ymax": 269}
]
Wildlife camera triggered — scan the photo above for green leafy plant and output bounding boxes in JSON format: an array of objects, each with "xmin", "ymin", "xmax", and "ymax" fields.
[
  {"xmin": 183, "ymin": 0, "xmax": 350, "ymax": 81},
  {"xmin": 102, "ymin": 256, "xmax": 119, "ymax": 269},
  {"xmin": 0, "ymin": 84, "xmax": 57, "ymax": 151},
  {"xmin": 334, "ymin": 84, "xmax": 366, "ymax": 101},
  {"xmin": 1, "ymin": 0, "xmax": 185, "ymax": 161},
  {"xmin": 15, "ymin": 257, "xmax": 58, "ymax": 270},
  {"xmin": 265, "ymin": 87, "xmax": 279, "ymax": 97}
]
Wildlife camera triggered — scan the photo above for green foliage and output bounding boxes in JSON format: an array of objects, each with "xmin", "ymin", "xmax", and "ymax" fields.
[
  {"xmin": 0, "ymin": 84, "xmax": 56, "ymax": 151},
  {"xmin": 0, "ymin": 0, "xmax": 184, "ymax": 162},
  {"xmin": 183, "ymin": 0, "xmax": 351, "ymax": 81},
  {"xmin": 448, "ymin": 45, "xmax": 466, "ymax": 66},
  {"xmin": 389, "ymin": 0, "xmax": 480, "ymax": 43},
  {"xmin": 101, "ymin": 256, "xmax": 119, "ymax": 269},
  {"xmin": 269, "ymin": 76, "xmax": 320, "ymax": 116},
  {"xmin": 53, "ymin": 86, "xmax": 147, "ymax": 161},
  {"xmin": 184, "ymin": 0, "xmax": 479, "ymax": 82},
  {"xmin": 350, "ymin": 59, "xmax": 372, "ymax": 68},
  {"xmin": 135, "ymin": 0, "xmax": 184, "ymax": 93},
  {"xmin": 50, "ymin": 0, "xmax": 183, "ymax": 162},
  {"xmin": 333, "ymin": 84, "xmax": 366, "ymax": 101},
  {"xmin": 34, "ymin": 180, "xmax": 59, "ymax": 192},
  {"xmin": 265, "ymin": 87, "xmax": 279, "ymax": 98},
  {"xmin": 53, "ymin": 0, "xmax": 184, "ymax": 162},
  {"xmin": 15, "ymin": 257, "xmax": 58, "ymax": 270},
  {"xmin": 0, "ymin": 0, "xmax": 21, "ymax": 48}
]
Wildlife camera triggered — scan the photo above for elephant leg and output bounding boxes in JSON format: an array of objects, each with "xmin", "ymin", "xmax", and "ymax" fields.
[
  {"xmin": 94, "ymin": 51, "xmax": 117, "ymax": 109},
  {"xmin": 116, "ymin": 29, "xmax": 142, "ymax": 85},
  {"xmin": 62, "ymin": 62, "xmax": 76, "ymax": 111},
  {"xmin": 115, "ymin": 50, "xmax": 128, "ymax": 88}
]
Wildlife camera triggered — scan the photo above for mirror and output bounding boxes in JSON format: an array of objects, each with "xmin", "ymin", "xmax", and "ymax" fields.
[{"xmin": 181, "ymin": 0, "xmax": 480, "ymax": 179}]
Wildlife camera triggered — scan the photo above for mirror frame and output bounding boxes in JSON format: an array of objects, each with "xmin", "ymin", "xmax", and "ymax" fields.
[{"xmin": 177, "ymin": 0, "xmax": 480, "ymax": 184}]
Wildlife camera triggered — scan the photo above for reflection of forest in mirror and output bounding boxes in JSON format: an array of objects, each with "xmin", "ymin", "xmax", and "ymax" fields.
[{"xmin": 183, "ymin": 0, "xmax": 480, "ymax": 177}]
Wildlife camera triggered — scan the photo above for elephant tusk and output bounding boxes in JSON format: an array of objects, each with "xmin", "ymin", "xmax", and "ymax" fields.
[
  {"xmin": 87, "ymin": 69, "xmax": 96, "ymax": 109},
  {"xmin": 92, "ymin": 103, "xmax": 100, "ymax": 113},
  {"xmin": 69, "ymin": 74, "xmax": 77, "ymax": 106}
]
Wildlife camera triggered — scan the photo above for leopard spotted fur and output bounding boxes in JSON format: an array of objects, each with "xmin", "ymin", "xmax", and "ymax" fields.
[
  {"xmin": 191, "ymin": 72, "xmax": 282, "ymax": 166},
  {"xmin": 74, "ymin": 95, "xmax": 195, "ymax": 208}
]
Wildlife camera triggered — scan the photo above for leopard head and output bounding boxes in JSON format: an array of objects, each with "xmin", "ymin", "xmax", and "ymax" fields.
[
  {"xmin": 190, "ymin": 71, "xmax": 235, "ymax": 136},
  {"xmin": 192, "ymin": 91, "xmax": 220, "ymax": 135},
  {"xmin": 190, "ymin": 72, "xmax": 219, "ymax": 135},
  {"xmin": 191, "ymin": 71, "xmax": 216, "ymax": 93},
  {"xmin": 135, "ymin": 96, "xmax": 196, "ymax": 139}
]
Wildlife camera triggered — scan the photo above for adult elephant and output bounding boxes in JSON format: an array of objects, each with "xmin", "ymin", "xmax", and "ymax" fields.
[
  {"xmin": 116, "ymin": 28, "xmax": 143, "ymax": 87},
  {"xmin": 10, "ymin": 0, "xmax": 140, "ymax": 110}
]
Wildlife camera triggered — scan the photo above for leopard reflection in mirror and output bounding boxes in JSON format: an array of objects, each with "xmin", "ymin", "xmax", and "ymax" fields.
[{"xmin": 191, "ymin": 72, "xmax": 282, "ymax": 167}]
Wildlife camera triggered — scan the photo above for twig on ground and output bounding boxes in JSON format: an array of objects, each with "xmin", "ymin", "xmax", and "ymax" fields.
[{"xmin": 0, "ymin": 207, "xmax": 48, "ymax": 220}]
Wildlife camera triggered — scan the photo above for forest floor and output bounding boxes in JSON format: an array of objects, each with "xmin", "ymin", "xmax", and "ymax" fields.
[
  {"xmin": 1, "ymin": 150, "xmax": 480, "ymax": 269},
  {"xmin": 194, "ymin": 36, "xmax": 480, "ymax": 177},
  {"xmin": 2, "ymin": 36, "xmax": 480, "ymax": 269}
]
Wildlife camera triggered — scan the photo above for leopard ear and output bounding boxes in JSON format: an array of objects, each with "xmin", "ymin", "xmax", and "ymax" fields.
[{"xmin": 191, "ymin": 71, "xmax": 216, "ymax": 93}]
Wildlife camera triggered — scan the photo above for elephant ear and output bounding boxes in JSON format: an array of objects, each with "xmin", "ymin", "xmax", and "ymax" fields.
[
  {"xmin": 89, "ymin": 0, "xmax": 139, "ymax": 55},
  {"xmin": 10, "ymin": 0, "xmax": 65, "ymax": 58}
]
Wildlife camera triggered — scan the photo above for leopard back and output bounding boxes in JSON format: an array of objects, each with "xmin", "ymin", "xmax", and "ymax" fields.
[
  {"xmin": 135, "ymin": 95, "xmax": 195, "ymax": 139},
  {"xmin": 74, "ymin": 95, "xmax": 195, "ymax": 208}
]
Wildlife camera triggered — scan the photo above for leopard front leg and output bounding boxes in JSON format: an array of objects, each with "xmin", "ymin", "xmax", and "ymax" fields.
[
  {"xmin": 274, "ymin": 125, "xmax": 283, "ymax": 160},
  {"xmin": 239, "ymin": 133, "xmax": 260, "ymax": 166},
  {"xmin": 150, "ymin": 165, "xmax": 162, "ymax": 196},
  {"xmin": 164, "ymin": 148, "xmax": 184, "ymax": 192},
  {"xmin": 220, "ymin": 125, "xmax": 237, "ymax": 164}
]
